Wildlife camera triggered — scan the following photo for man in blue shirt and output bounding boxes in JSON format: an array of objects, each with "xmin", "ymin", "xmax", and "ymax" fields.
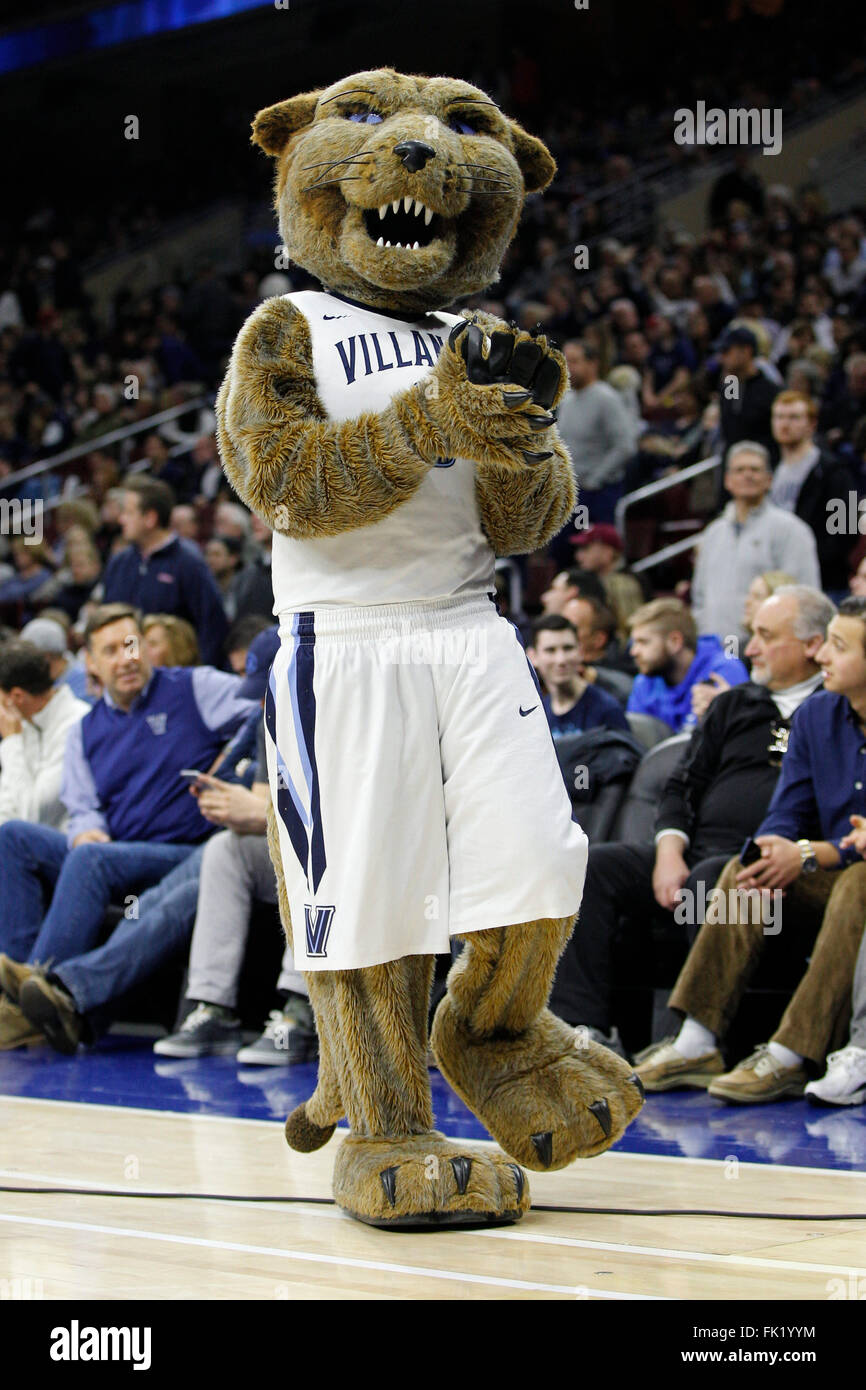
[
  {"xmin": 101, "ymin": 475, "xmax": 229, "ymax": 667},
  {"xmin": 627, "ymin": 597, "xmax": 749, "ymax": 733},
  {"xmin": 528, "ymin": 615, "xmax": 630, "ymax": 741},
  {"xmin": 0, "ymin": 603, "xmax": 258, "ymax": 1050},
  {"xmin": 636, "ymin": 596, "xmax": 866, "ymax": 1103}
]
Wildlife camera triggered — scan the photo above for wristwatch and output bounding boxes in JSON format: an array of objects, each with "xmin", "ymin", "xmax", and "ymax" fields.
[{"xmin": 797, "ymin": 839, "xmax": 818, "ymax": 874}]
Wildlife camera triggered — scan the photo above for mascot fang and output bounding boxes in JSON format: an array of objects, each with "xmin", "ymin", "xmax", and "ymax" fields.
[{"xmin": 216, "ymin": 68, "xmax": 644, "ymax": 1228}]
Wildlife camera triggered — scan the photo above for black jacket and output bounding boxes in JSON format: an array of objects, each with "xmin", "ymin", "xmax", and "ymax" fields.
[
  {"xmin": 718, "ymin": 370, "xmax": 779, "ymax": 459},
  {"xmin": 654, "ymin": 681, "xmax": 818, "ymax": 860},
  {"xmin": 790, "ymin": 450, "xmax": 855, "ymax": 591}
]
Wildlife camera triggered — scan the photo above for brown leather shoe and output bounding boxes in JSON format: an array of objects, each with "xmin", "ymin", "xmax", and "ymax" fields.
[
  {"xmin": 0, "ymin": 995, "xmax": 44, "ymax": 1049},
  {"xmin": 19, "ymin": 975, "xmax": 83, "ymax": 1055},
  {"xmin": 708, "ymin": 1045, "xmax": 808, "ymax": 1104},
  {"xmin": 0, "ymin": 954, "xmax": 36, "ymax": 1005},
  {"xmin": 634, "ymin": 1038, "xmax": 725, "ymax": 1092}
]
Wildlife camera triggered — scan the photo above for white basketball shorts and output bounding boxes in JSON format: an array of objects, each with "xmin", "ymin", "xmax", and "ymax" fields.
[{"xmin": 264, "ymin": 592, "xmax": 588, "ymax": 971}]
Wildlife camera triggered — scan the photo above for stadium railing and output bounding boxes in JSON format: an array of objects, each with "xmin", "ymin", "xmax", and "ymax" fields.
[{"xmin": 614, "ymin": 452, "xmax": 722, "ymax": 575}]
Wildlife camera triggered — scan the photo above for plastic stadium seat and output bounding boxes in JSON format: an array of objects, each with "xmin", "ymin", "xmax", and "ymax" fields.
[
  {"xmin": 607, "ymin": 733, "xmax": 692, "ymax": 845},
  {"xmin": 626, "ymin": 712, "xmax": 675, "ymax": 749}
]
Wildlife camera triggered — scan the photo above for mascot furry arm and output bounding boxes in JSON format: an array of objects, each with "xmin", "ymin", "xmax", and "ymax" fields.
[{"xmin": 217, "ymin": 295, "xmax": 575, "ymax": 551}]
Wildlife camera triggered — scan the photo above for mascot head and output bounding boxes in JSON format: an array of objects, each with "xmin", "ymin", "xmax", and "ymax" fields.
[{"xmin": 251, "ymin": 68, "xmax": 555, "ymax": 314}]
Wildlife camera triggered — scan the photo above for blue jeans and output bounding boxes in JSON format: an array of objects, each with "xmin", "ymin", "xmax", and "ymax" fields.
[
  {"xmin": 55, "ymin": 844, "xmax": 204, "ymax": 1018},
  {"xmin": 0, "ymin": 821, "xmax": 197, "ymax": 966}
]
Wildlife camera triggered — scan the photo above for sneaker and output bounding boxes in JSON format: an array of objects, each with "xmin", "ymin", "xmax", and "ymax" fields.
[
  {"xmin": 0, "ymin": 954, "xmax": 37, "ymax": 1004},
  {"xmin": 236, "ymin": 999, "xmax": 318, "ymax": 1066},
  {"xmin": 18, "ymin": 974, "xmax": 84, "ymax": 1055},
  {"xmin": 708, "ymin": 1044, "xmax": 808, "ymax": 1105},
  {"xmin": 805, "ymin": 1045, "xmax": 866, "ymax": 1107},
  {"xmin": 153, "ymin": 1002, "xmax": 242, "ymax": 1058},
  {"xmin": 634, "ymin": 1037, "xmax": 725, "ymax": 1092},
  {"xmin": 0, "ymin": 994, "xmax": 44, "ymax": 1050}
]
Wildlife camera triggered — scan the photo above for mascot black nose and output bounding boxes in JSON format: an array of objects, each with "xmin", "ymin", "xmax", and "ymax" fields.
[{"xmin": 393, "ymin": 140, "xmax": 436, "ymax": 173}]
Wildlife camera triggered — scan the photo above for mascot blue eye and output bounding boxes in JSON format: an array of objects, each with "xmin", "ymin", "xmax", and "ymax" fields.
[
  {"xmin": 448, "ymin": 116, "xmax": 476, "ymax": 135},
  {"xmin": 348, "ymin": 109, "xmax": 383, "ymax": 124}
]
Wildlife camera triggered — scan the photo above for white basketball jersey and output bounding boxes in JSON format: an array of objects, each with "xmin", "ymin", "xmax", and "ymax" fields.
[{"xmin": 269, "ymin": 289, "xmax": 495, "ymax": 613}]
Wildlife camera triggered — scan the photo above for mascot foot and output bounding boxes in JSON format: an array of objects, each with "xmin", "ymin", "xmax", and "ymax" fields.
[
  {"xmin": 333, "ymin": 1131, "xmax": 529, "ymax": 1228},
  {"xmin": 431, "ymin": 1001, "xmax": 645, "ymax": 1170}
]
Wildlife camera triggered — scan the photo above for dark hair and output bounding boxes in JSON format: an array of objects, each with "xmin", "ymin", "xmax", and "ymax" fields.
[
  {"xmin": 562, "ymin": 567, "xmax": 607, "ymax": 603},
  {"xmin": 572, "ymin": 593, "xmax": 617, "ymax": 644},
  {"xmin": 225, "ymin": 613, "xmax": 272, "ymax": 655},
  {"xmin": 838, "ymin": 596, "xmax": 866, "ymax": 652},
  {"xmin": 0, "ymin": 641, "xmax": 54, "ymax": 696},
  {"xmin": 84, "ymin": 603, "xmax": 142, "ymax": 648},
  {"xmin": 123, "ymin": 474, "xmax": 175, "ymax": 528},
  {"xmin": 531, "ymin": 614, "xmax": 578, "ymax": 644}
]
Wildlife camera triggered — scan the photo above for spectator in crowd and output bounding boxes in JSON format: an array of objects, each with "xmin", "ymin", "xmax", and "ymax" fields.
[
  {"xmin": 225, "ymin": 613, "xmax": 273, "ymax": 675},
  {"xmin": 691, "ymin": 443, "xmax": 820, "ymax": 644},
  {"xmin": 717, "ymin": 326, "xmax": 779, "ymax": 460},
  {"xmin": 570, "ymin": 522, "xmax": 645, "ymax": 639},
  {"xmin": 742, "ymin": 570, "xmax": 797, "ymax": 636},
  {"xmin": 527, "ymin": 616, "xmax": 630, "ymax": 740},
  {"xmin": 561, "ymin": 593, "xmax": 636, "ymax": 705},
  {"xmin": 769, "ymin": 390, "xmax": 855, "ymax": 594},
  {"xmin": 635, "ymin": 596, "xmax": 866, "ymax": 1103},
  {"xmin": 0, "ymin": 641, "xmax": 90, "ymax": 830},
  {"xmin": 627, "ymin": 597, "xmax": 750, "ymax": 733},
  {"xmin": 805, "ymin": 868, "xmax": 866, "ymax": 1106},
  {"xmin": 550, "ymin": 586, "xmax": 833, "ymax": 1053},
  {"xmin": 170, "ymin": 504, "xmax": 200, "ymax": 543},
  {"xmin": 820, "ymin": 351, "xmax": 866, "ymax": 441},
  {"xmin": 0, "ymin": 540, "xmax": 56, "ymax": 618},
  {"xmin": 708, "ymin": 151, "xmax": 766, "ymax": 226},
  {"xmin": 0, "ymin": 603, "xmax": 258, "ymax": 1048},
  {"xmin": 540, "ymin": 566, "xmax": 607, "ymax": 616},
  {"xmin": 5, "ymin": 629, "xmax": 312, "ymax": 1060},
  {"xmin": 228, "ymin": 513, "xmax": 274, "ymax": 621},
  {"xmin": 555, "ymin": 340, "xmax": 635, "ymax": 532},
  {"xmin": 205, "ymin": 535, "xmax": 244, "ymax": 618},
  {"xmin": 19, "ymin": 616, "xmax": 90, "ymax": 702},
  {"xmin": 101, "ymin": 476, "xmax": 228, "ymax": 666},
  {"xmin": 34, "ymin": 537, "xmax": 102, "ymax": 622},
  {"xmin": 141, "ymin": 613, "xmax": 200, "ymax": 668}
]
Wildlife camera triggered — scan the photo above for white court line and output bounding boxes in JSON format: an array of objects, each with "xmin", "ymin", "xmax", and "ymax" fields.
[
  {"xmin": 0, "ymin": 1211, "xmax": 662, "ymax": 1300},
  {"xmin": 2, "ymin": 1169, "xmax": 863, "ymax": 1279},
  {"xmin": 3, "ymin": 1094, "xmax": 865, "ymax": 1180}
]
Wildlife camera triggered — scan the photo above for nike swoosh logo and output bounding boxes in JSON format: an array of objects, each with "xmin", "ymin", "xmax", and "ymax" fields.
[
  {"xmin": 322, "ymin": 314, "xmax": 347, "ymax": 320},
  {"xmin": 519, "ymin": 705, "xmax": 538, "ymax": 717}
]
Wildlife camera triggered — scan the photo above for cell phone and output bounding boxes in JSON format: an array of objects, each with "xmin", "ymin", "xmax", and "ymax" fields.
[
  {"xmin": 179, "ymin": 769, "xmax": 207, "ymax": 781},
  {"xmin": 740, "ymin": 837, "xmax": 762, "ymax": 866}
]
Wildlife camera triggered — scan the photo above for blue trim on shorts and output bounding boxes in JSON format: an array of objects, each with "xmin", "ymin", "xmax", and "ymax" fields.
[{"xmin": 294, "ymin": 612, "xmax": 327, "ymax": 894}]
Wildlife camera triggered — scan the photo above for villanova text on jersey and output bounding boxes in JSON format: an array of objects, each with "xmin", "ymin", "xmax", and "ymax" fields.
[{"xmin": 334, "ymin": 328, "xmax": 445, "ymax": 384}]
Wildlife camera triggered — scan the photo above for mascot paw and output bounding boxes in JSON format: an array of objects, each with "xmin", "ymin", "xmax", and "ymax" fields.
[
  {"xmin": 424, "ymin": 318, "xmax": 566, "ymax": 469},
  {"xmin": 333, "ymin": 1131, "xmax": 529, "ymax": 1229},
  {"xmin": 431, "ymin": 1001, "xmax": 645, "ymax": 1170}
]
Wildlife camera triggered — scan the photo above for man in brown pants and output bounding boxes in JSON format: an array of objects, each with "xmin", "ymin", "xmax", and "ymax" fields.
[{"xmin": 637, "ymin": 597, "xmax": 866, "ymax": 1103}]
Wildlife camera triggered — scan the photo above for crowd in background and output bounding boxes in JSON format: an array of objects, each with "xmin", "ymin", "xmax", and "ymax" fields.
[{"xmin": 1, "ymin": 55, "xmax": 866, "ymax": 1113}]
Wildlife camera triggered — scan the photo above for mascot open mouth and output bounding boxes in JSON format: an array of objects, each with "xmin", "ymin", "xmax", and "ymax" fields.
[{"xmin": 362, "ymin": 198, "xmax": 441, "ymax": 250}]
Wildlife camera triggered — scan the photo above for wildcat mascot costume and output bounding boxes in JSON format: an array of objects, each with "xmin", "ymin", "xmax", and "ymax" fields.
[{"xmin": 216, "ymin": 68, "xmax": 644, "ymax": 1228}]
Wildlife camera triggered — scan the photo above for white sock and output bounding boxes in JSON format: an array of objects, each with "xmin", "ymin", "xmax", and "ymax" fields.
[
  {"xmin": 674, "ymin": 1017, "xmax": 717, "ymax": 1058},
  {"xmin": 768, "ymin": 1040, "xmax": 803, "ymax": 1069}
]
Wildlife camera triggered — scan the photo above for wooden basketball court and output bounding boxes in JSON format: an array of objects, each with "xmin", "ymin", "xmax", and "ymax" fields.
[{"xmin": 2, "ymin": 1095, "xmax": 863, "ymax": 1300}]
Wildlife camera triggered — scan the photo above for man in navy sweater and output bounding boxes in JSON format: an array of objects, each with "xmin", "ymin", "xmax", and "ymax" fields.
[
  {"xmin": 101, "ymin": 476, "xmax": 229, "ymax": 667},
  {"xmin": 0, "ymin": 603, "xmax": 258, "ymax": 1049},
  {"xmin": 528, "ymin": 615, "xmax": 630, "ymax": 740}
]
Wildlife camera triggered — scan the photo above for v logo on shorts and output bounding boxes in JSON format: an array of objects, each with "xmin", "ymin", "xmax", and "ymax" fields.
[{"xmin": 304, "ymin": 904, "xmax": 335, "ymax": 957}]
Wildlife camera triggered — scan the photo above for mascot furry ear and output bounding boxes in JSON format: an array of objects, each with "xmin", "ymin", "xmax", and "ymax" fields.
[
  {"xmin": 250, "ymin": 91, "xmax": 322, "ymax": 156},
  {"xmin": 216, "ymin": 67, "xmax": 644, "ymax": 1231}
]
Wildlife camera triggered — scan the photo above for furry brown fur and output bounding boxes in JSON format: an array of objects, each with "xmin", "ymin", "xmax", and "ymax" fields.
[{"xmin": 219, "ymin": 70, "xmax": 644, "ymax": 1228}]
